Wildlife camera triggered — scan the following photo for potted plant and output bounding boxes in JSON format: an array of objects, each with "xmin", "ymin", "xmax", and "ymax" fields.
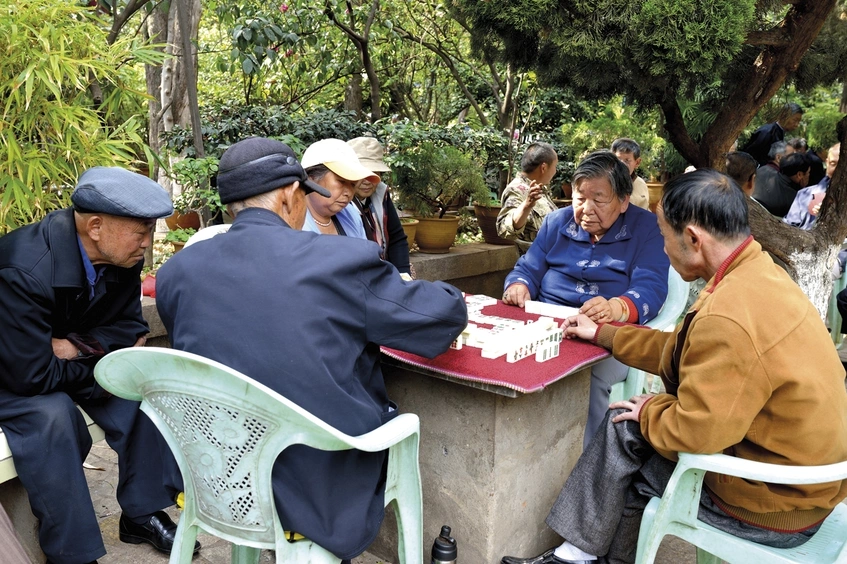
[
  {"xmin": 165, "ymin": 157, "xmax": 224, "ymax": 231},
  {"xmin": 472, "ymin": 195, "xmax": 513, "ymax": 245},
  {"xmin": 164, "ymin": 227, "xmax": 196, "ymax": 252},
  {"xmin": 389, "ymin": 143, "xmax": 488, "ymax": 253}
]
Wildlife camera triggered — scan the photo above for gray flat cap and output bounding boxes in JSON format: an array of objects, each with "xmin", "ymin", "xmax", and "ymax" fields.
[{"xmin": 72, "ymin": 167, "xmax": 173, "ymax": 219}]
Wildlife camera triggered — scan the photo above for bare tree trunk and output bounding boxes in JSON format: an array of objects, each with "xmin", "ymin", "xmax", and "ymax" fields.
[
  {"xmin": 344, "ymin": 73, "xmax": 364, "ymax": 119},
  {"xmin": 147, "ymin": 0, "xmax": 201, "ymax": 200}
]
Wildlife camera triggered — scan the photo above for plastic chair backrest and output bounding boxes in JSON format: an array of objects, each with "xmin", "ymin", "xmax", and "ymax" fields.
[
  {"xmin": 610, "ymin": 267, "xmax": 689, "ymax": 403},
  {"xmin": 635, "ymin": 452, "xmax": 847, "ymax": 564},
  {"xmin": 183, "ymin": 224, "xmax": 231, "ymax": 248},
  {"xmin": 827, "ymin": 270, "xmax": 847, "ymax": 349},
  {"xmin": 94, "ymin": 347, "xmax": 423, "ymax": 564}
]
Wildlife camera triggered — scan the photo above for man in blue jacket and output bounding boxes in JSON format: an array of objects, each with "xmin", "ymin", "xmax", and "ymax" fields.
[
  {"xmin": 0, "ymin": 168, "xmax": 192, "ymax": 564},
  {"xmin": 155, "ymin": 137, "xmax": 468, "ymax": 562}
]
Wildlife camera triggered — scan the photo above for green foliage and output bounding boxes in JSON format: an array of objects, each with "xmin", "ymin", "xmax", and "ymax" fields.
[
  {"xmin": 0, "ymin": 0, "xmax": 163, "ymax": 234},
  {"xmin": 388, "ymin": 142, "xmax": 489, "ymax": 218},
  {"xmin": 558, "ymin": 97, "xmax": 667, "ymax": 180},
  {"xmin": 164, "ymin": 228, "xmax": 196, "ymax": 244},
  {"xmin": 168, "ymin": 157, "xmax": 224, "ymax": 217}
]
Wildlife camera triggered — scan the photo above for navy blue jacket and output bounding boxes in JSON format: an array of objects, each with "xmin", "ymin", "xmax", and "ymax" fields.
[
  {"xmin": 0, "ymin": 208, "xmax": 148, "ymax": 397},
  {"xmin": 155, "ymin": 208, "xmax": 467, "ymax": 559},
  {"xmin": 505, "ymin": 205, "xmax": 669, "ymax": 324},
  {"xmin": 741, "ymin": 122, "xmax": 785, "ymax": 166}
]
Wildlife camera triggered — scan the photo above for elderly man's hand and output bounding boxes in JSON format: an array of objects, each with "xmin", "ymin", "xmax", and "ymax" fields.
[
  {"xmin": 580, "ymin": 296, "xmax": 621, "ymax": 323},
  {"xmin": 610, "ymin": 394, "xmax": 655, "ymax": 423},
  {"xmin": 562, "ymin": 313, "xmax": 598, "ymax": 341},
  {"xmin": 502, "ymin": 283, "xmax": 531, "ymax": 307},
  {"xmin": 52, "ymin": 338, "xmax": 79, "ymax": 360}
]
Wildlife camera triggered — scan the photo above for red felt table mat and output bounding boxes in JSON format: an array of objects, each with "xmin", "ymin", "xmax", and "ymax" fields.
[{"xmin": 381, "ymin": 300, "xmax": 609, "ymax": 394}]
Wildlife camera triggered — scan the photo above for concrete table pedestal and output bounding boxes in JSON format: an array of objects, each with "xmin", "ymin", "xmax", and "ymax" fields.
[{"xmin": 370, "ymin": 361, "xmax": 591, "ymax": 564}]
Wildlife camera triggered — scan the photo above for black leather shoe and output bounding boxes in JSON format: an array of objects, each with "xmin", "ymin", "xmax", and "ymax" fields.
[
  {"xmin": 119, "ymin": 511, "xmax": 200, "ymax": 554},
  {"xmin": 501, "ymin": 548, "xmax": 593, "ymax": 564}
]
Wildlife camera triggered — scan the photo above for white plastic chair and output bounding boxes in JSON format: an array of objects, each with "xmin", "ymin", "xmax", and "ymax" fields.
[
  {"xmin": 183, "ymin": 223, "xmax": 230, "ymax": 248},
  {"xmin": 94, "ymin": 347, "xmax": 423, "ymax": 564},
  {"xmin": 609, "ymin": 267, "xmax": 689, "ymax": 403},
  {"xmin": 635, "ymin": 452, "xmax": 847, "ymax": 564}
]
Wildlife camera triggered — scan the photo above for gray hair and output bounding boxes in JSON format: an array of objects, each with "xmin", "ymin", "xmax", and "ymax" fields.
[
  {"xmin": 226, "ymin": 190, "xmax": 280, "ymax": 218},
  {"xmin": 768, "ymin": 141, "xmax": 790, "ymax": 162},
  {"xmin": 572, "ymin": 150, "xmax": 632, "ymax": 200}
]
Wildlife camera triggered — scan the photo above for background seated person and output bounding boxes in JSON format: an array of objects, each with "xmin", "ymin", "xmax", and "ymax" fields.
[
  {"xmin": 347, "ymin": 137, "xmax": 412, "ymax": 276},
  {"xmin": 300, "ymin": 138, "xmax": 378, "ymax": 237},
  {"xmin": 502, "ymin": 150, "xmax": 669, "ymax": 448},
  {"xmin": 751, "ymin": 140, "xmax": 797, "ymax": 217},
  {"xmin": 611, "ymin": 137, "xmax": 650, "ymax": 211},
  {"xmin": 502, "ymin": 169, "xmax": 847, "ymax": 564},
  {"xmin": 784, "ymin": 142, "xmax": 840, "ymax": 230},
  {"xmin": 496, "ymin": 142, "xmax": 559, "ymax": 243},
  {"xmin": 724, "ymin": 151, "xmax": 758, "ymax": 197}
]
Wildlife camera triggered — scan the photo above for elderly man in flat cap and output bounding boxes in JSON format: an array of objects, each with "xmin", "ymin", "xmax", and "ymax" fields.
[
  {"xmin": 0, "ymin": 167, "xmax": 198, "ymax": 563},
  {"xmin": 155, "ymin": 137, "xmax": 468, "ymax": 563}
]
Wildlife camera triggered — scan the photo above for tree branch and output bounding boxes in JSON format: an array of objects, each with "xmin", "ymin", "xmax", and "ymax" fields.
[
  {"xmin": 744, "ymin": 29, "xmax": 791, "ymax": 47},
  {"xmin": 659, "ymin": 96, "xmax": 701, "ymax": 165}
]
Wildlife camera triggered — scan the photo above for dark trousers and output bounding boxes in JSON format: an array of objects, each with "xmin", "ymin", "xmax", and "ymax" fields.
[
  {"xmin": 545, "ymin": 410, "xmax": 817, "ymax": 564},
  {"xmin": 0, "ymin": 390, "xmax": 182, "ymax": 564}
]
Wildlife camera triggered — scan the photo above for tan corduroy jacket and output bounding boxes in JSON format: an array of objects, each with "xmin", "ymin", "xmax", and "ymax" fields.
[{"xmin": 596, "ymin": 237, "xmax": 847, "ymax": 532}]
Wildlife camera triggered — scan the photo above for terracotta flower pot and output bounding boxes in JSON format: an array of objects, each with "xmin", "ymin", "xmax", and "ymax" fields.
[
  {"xmin": 646, "ymin": 182, "xmax": 664, "ymax": 213},
  {"xmin": 165, "ymin": 211, "xmax": 201, "ymax": 231},
  {"xmin": 473, "ymin": 205, "xmax": 513, "ymax": 245},
  {"xmin": 414, "ymin": 216, "xmax": 460, "ymax": 254},
  {"xmin": 400, "ymin": 218, "xmax": 419, "ymax": 246}
]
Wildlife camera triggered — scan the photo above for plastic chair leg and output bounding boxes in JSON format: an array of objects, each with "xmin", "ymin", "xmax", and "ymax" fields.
[
  {"xmin": 169, "ymin": 523, "xmax": 199, "ymax": 564},
  {"xmin": 231, "ymin": 543, "xmax": 261, "ymax": 564},
  {"xmin": 695, "ymin": 547, "xmax": 723, "ymax": 564}
]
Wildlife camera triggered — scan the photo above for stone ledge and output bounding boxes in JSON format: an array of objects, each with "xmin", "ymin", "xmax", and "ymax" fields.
[{"xmin": 409, "ymin": 242, "xmax": 518, "ymax": 281}]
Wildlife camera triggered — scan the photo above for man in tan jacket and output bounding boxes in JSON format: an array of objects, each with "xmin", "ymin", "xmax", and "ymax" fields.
[{"xmin": 502, "ymin": 169, "xmax": 847, "ymax": 564}]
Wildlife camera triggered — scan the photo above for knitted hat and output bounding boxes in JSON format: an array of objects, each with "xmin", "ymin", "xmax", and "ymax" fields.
[
  {"xmin": 216, "ymin": 137, "xmax": 330, "ymax": 204},
  {"xmin": 72, "ymin": 167, "xmax": 173, "ymax": 218},
  {"xmin": 347, "ymin": 137, "xmax": 391, "ymax": 173},
  {"xmin": 301, "ymin": 139, "xmax": 381, "ymax": 182}
]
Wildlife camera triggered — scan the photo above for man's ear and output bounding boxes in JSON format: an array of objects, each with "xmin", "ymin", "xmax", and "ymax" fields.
[
  {"xmin": 685, "ymin": 224, "xmax": 702, "ymax": 250},
  {"xmin": 619, "ymin": 194, "xmax": 631, "ymax": 213},
  {"xmin": 85, "ymin": 215, "xmax": 104, "ymax": 242},
  {"xmin": 634, "ymin": 157, "xmax": 642, "ymax": 169}
]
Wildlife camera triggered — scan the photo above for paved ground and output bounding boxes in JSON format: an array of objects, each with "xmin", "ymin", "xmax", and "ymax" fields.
[{"xmin": 85, "ymin": 440, "xmax": 695, "ymax": 564}]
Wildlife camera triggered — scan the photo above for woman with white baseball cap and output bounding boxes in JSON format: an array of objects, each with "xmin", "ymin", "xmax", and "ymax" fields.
[{"xmin": 300, "ymin": 138, "xmax": 380, "ymax": 237}]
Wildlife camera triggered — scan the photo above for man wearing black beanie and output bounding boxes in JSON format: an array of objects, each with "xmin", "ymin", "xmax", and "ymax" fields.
[{"xmin": 156, "ymin": 136, "xmax": 469, "ymax": 562}]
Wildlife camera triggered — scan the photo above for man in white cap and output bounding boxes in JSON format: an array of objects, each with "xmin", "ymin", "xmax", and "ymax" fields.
[
  {"xmin": 0, "ymin": 167, "xmax": 196, "ymax": 563},
  {"xmin": 156, "ymin": 136, "xmax": 468, "ymax": 563}
]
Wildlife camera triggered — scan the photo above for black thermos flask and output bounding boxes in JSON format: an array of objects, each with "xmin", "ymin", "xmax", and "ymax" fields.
[{"xmin": 431, "ymin": 525, "xmax": 457, "ymax": 564}]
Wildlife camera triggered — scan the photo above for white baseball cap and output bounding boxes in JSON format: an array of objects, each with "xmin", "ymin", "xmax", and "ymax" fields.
[{"xmin": 301, "ymin": 139, "xmax": 380, "ymax": 183}]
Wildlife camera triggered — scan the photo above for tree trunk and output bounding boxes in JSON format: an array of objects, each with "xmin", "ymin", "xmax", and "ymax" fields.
[
  {"xmin": 146, "ymin": 0, "xmax": 201, "ymax": 200},
  {"xmin": 344, "ymin": 73, "xmax": 364, "ymax": 119}
]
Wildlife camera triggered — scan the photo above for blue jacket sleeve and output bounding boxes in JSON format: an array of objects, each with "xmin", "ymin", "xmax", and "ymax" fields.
[
  {"xmin": 359, "ymin": 259, "xmax": 467, "ymax": 359},
  {"xmin": 623, "ymin": 223, "xmax": 669, "ymax": 324},
  {"xmin": 503, "ymin": 212, "xmax": 557, "ymax": 297}
]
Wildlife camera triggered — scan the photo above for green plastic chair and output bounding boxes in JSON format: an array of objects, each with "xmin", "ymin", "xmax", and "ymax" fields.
[
  {"xmin": 609, "ymin": 267, "xmax": 689, "ymax": 403},
  {"xmin": 635, "ymin": 453, "xmax": 847, "ymax": 564},
  {"xmin": 94, "ymin": 347, "xmax": 424, "ymax": 564},
  {"xmin": 827, "ymin": 270, "xmax": 847, "ymax": 349}
]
